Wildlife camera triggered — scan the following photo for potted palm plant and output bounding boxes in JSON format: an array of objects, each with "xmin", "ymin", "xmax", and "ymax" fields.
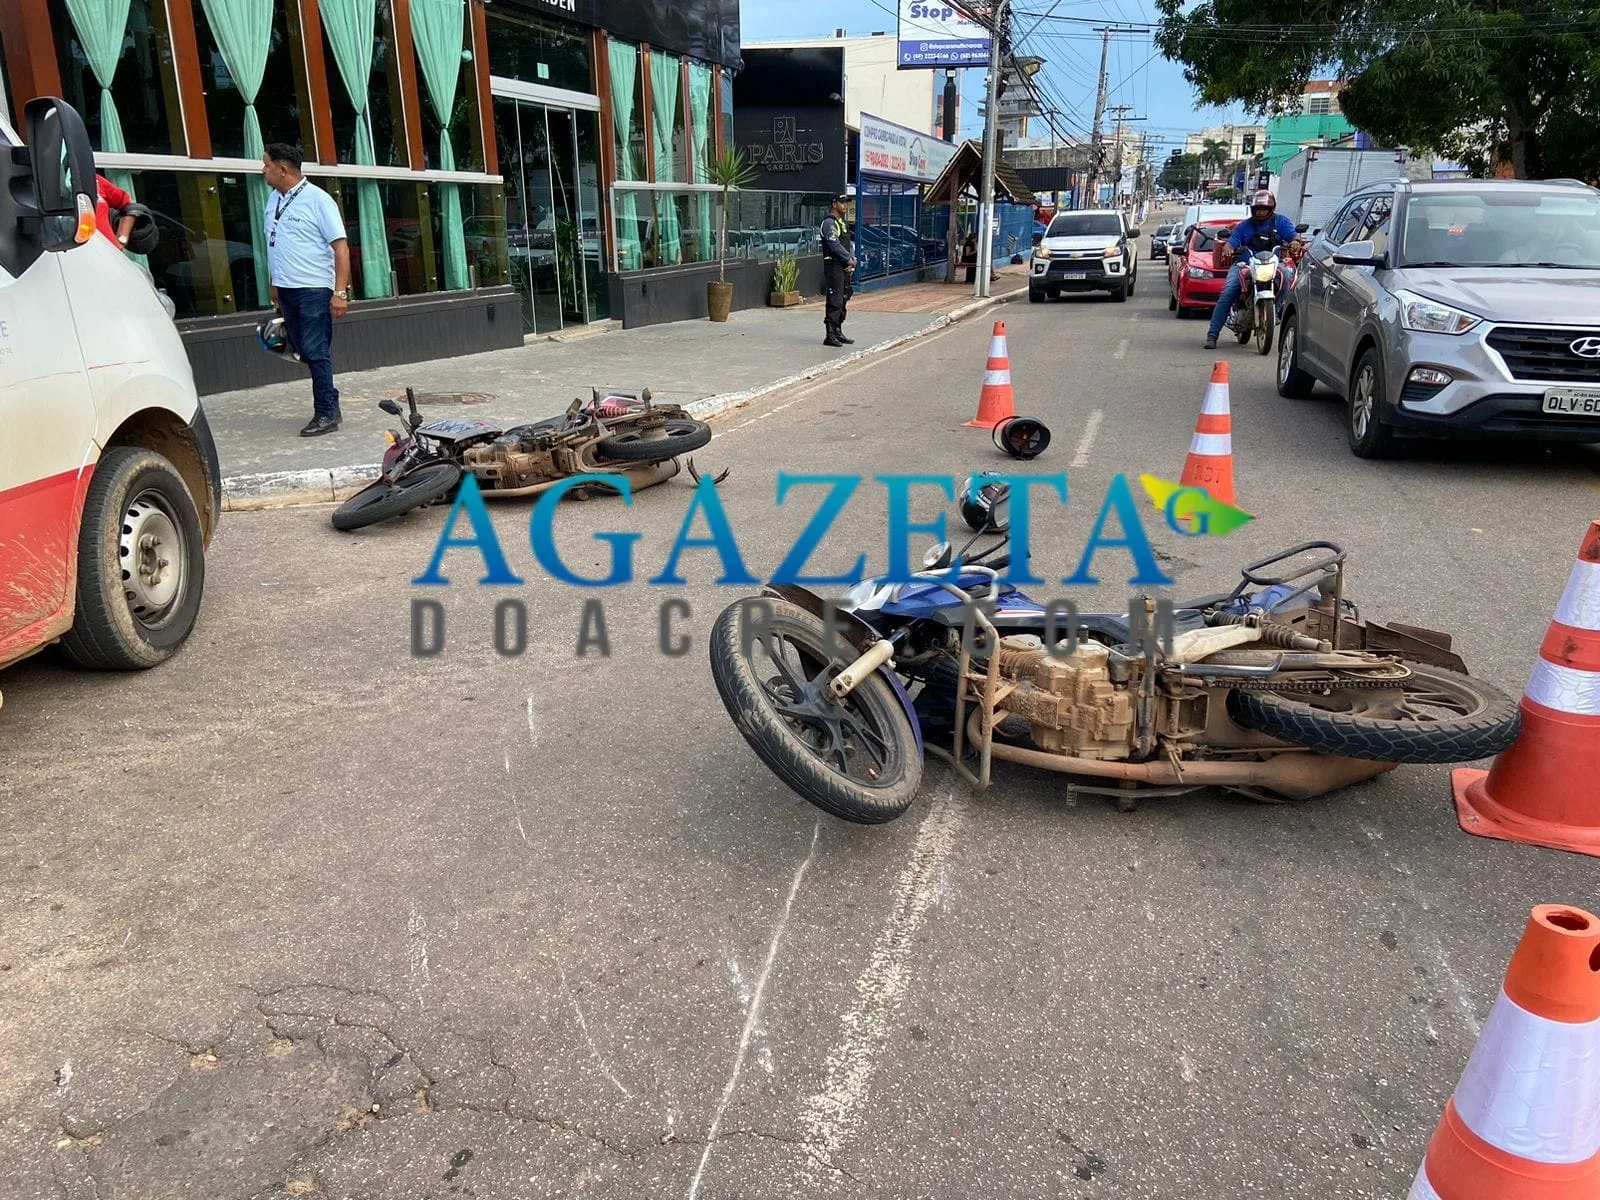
[
  {"xmin": 769, "ymin": 253, "xmax": 800, "ymax": 307},
  {"xmin": 707, "ymin": 147, "xmax": 756, "ymax": 323}
]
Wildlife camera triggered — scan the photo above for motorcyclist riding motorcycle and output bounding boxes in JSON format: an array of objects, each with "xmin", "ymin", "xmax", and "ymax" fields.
[{"xmin": 1204, "ymin": 190, "xmax": 1302, "ymax": 349}]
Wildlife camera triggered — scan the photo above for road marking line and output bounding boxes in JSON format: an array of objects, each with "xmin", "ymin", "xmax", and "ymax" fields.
[
  {"xmin": 1430, "ymin": 936, "xmax": 1484, "ymax": 1037},
  {"xmin": 686, "ymin": 820, "xmax": 821, "ymax": 1200},
  {"xmin": 407, "ymin": 906, "xmax": 431, "ymax": 1004},
  {"xmin": 558, "ymin": 963, "xmax": 634, "ymax": 1098},
  {"xmin": 1113, "ymin": 338, "xmax": 1129, "ymax": 359},
  {"xmin": 797, "ymin": 786, "xmax": 966, "ymax": 1176},
  {"xmin": 503, "ymin": 754, "xmax": 529, "ymax": 844},
  {"xmin": 1071, "ymin": 410, "xmax": 1104, "ymax": 468}
]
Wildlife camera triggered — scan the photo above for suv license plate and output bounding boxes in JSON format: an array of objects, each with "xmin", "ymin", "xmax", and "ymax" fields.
[
  {"xmin": 1061, "ymin": 271, "xmax": 1087, "ymax": 280},
  {"xmin": 1543, "ymin": 387, "xmax": 1600, "ymax": 416}
]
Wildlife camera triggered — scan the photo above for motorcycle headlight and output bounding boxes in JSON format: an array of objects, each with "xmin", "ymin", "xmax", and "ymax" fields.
[
  {"xmin": 1254, "ymin": 263, "xmax": 1277, "ymax": 281},
  {"xmin": 1395, "ymin": 289, "xmax": 1481, "ymax": 335},
  {"xmin": 1035, "ymin": 247, "xmax": 1052, "ymax": 259}
]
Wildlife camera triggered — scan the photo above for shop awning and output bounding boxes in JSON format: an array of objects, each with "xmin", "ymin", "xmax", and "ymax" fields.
[{"xmin": 924, "ymin": 141, "xmax": 1037, "ymax": 205}]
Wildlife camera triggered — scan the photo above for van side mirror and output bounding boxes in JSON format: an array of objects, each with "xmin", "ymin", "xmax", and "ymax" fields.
[{"xmin": 22, "ymin": 98, "xmax": 99, "ymax": 252}]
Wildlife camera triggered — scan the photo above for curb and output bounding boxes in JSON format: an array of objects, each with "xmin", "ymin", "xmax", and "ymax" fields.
[{"xmin": 219, "ymin": 288, "xmax": 1017, "ymax": 512}]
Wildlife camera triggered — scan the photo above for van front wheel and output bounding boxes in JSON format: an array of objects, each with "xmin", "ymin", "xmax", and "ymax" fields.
[{"xmin": 61, "ymin": 447, "xmax": 207, "ymax": 670}]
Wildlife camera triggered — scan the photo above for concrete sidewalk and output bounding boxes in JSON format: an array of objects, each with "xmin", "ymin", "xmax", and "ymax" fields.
[{"xmin": 210, "ymin": 272, "xmax": 1027, "ymax": 508}]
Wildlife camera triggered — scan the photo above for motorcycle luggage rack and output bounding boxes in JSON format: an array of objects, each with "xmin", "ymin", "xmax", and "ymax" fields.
[{"xmin": 1226, "ymin": 540, "xmax": 1348, "ymax": 650}]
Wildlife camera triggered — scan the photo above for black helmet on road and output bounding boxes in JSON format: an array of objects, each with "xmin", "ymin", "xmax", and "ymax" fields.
[{"xmin": 959, "ymin": 471, "xmax": 1011, "ymax": 533}]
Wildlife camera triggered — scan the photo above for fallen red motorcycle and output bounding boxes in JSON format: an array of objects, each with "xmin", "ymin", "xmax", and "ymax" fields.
[{"xmin": 331, "ymin": 387, "xmax": 717, "ymax": 532}]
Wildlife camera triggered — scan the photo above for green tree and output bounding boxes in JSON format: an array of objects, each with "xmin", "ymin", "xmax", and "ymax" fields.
[
  {"xmin": 1200, "ymin": 137, "xmax": 1231, "ymax": 181},
  {"xmin": 1154, "ymin": 0, "xmax": 1600, "ymax": 179},
  {"xmin": 1160, "ymin": 152, "xmax": 1204, "ymax": 192}
]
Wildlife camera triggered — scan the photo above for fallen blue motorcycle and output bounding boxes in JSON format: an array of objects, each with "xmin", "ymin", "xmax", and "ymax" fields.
[{"xmin": 708, "ymin": 478, "xmax": 1519, "ymax": 824}]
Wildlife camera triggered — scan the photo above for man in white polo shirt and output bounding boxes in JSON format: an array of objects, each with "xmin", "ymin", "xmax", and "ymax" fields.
[{"xmin": 262, "ymin": 143, "xmax": 352, "ymax": 437}]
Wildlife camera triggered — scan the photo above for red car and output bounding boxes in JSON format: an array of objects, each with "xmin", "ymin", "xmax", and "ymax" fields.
[{"xmin": 1168, "ymin": 220, "xmax": 1238, "ymax": 318}]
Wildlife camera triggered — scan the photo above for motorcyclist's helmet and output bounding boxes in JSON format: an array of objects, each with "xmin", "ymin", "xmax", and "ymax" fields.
[
  {"xmin": 1250, "ymin": 189, "xmax": 1277, "ymax": 218},
  {"xmin": 255, "ymin": 316, "xmax": 303, "ymax": 362},
  {"xmin": 959, "ymin": 471, "xmax": 1011, "ymax": 533}
]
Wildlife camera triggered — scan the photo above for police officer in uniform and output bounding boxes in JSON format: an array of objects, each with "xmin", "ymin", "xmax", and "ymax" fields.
[{"xmin": 821, "ymin": 196, "xmax": 856, "ymax": 347}]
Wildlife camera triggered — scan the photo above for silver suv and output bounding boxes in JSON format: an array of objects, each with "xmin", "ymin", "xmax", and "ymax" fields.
[{"xmin": 1275, "ymin": 178, "xmax": 1600, "ymax": 456}]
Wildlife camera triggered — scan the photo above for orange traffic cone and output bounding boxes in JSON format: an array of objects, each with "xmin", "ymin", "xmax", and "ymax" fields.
[
  {"xmin": 1452, "ymin": 520, "xmax": 1600, "ymax": 857},
  {"xmin": 1178, "ymin": 362, "xmax": 1236, "ymax": 505},
  {"xmin": 964, "ymin": 321, "xmax": 1016, "ymax": 428},
  {"xmin": 1407, "ymin": 904, "xmax": 1600, "ymax": 1199}
]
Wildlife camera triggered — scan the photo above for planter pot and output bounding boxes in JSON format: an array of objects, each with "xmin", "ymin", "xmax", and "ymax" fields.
[
  {"xmin": 768, "ymin": 290, "xmax": 802, "ymax": 307},
  {"xmin": 707, "ymin": 281, "xmax": 734, "ymax": 322}
]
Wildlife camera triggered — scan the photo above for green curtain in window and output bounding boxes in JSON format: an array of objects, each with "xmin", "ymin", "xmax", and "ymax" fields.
[
  {"xmin": 410, "ymin": 0, "xmax": 470, "ymax": 290},
  {"xmin": 688, "ymin": 61, "xmax": 713, "ymax": 262},
  {"xmin": 198, "ymin": 0, "xmax": 273, "ymax": 306},
  {"xmin": 648, "ymin": 51, "xmax": 681, "ymax": 266},
  {"xmin": 320, "ymin": 0, "xmax": 394, "ymax": 297},
  {"xmin": 607, "ymin": 38, "xmax": 641, "ymax": 271},
  {"xmin": 62, "ymin": 0, "xmax": 145, "ymax": 264}
]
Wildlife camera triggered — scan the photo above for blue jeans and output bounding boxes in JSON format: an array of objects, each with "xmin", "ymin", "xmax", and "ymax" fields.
[
  {"xmin": 1207, "ymin": 264, "xmax": 1245, "ymax": 339},
  {"xmin": 1207, "ymin": 261, "xmax": 1296, "ymax": 339},
  {"xmin": 276, "ymin": 287, "xmax": 339, "ymax": 417}
]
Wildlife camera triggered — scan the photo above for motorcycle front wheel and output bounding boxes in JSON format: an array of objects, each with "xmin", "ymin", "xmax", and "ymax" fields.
[
  {"xmin": 709, "ymin": 598, "xmax": 922, "ymax": 824},
  {"xmin": 1226, "ymin": 664, "xmax": 1520, "ymax": 763},
  {"xmin": 331, "ymin": 461, "xmax": 462, "ymax": 531},
  {"xmin": 1255, "ymin": 301, "xmax": 1275, "ymax": 355}
]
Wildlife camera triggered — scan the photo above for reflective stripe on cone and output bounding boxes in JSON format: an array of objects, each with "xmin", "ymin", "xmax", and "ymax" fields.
[{"xmin": 1453, "ymin": 519, "xmax": 1600, "ymax": 857}]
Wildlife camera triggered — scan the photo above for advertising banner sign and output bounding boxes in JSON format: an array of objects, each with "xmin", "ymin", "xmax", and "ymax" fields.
[
  {"xmin": 896, "ymin": 0, "xmax": 991, "ymax": 69},
  {"xmin": 858, "ymin": 112, "xmax": 957, "ymax": 184}
]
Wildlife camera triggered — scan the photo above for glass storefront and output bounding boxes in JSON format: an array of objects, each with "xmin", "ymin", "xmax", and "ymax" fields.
[
  {"xmin": 112, "ymin": 167, "xmax": 507, "ymax": 320},
  {"xmin": 50, "ymin": 0, "xmax": 184, "ymax": 156},
  {"xmin": 486, "ymin": 7, "xmax": 592, "ymax": 93},
  {"xmin": 495, "ymin": 96, "xmax": 604, "ymax": 334}
]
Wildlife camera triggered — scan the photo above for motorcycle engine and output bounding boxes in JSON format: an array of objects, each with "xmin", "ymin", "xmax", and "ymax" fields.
[{"xmin": 993, "ymin": 636, "xmax": 1135, "ymax": 759}]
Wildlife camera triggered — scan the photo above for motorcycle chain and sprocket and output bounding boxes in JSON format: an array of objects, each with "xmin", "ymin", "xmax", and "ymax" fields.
[{"xmin": 1222, "ymin": 663, "xmax": 1414, "ymax": 693}]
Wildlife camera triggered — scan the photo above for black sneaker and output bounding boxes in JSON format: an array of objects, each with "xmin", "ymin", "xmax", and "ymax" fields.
[
  {"xmin": 837, "ymin": 333, "xmax": 856, "ymax": 345},
  {"xmin": 1203, "ymin": 334, "xmax": 1218, "ymax": 350},
  {"xmin": 300, "ymin": 413, "xmax": 341, "ymax": 437},
  {"xmin": 823, "ymin": 335, "xmax": 844, "ymax": 347}
]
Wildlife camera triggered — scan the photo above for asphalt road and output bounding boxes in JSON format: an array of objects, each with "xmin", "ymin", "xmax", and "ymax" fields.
[{"xmin": 4, "ymin": 211, "xmax": 1598, "ymax": 1200}]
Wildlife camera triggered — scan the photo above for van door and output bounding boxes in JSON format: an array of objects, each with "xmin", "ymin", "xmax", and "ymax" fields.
[{"xmin": 0, "ymin": 250, "xmax": 96, "ymax": 654}]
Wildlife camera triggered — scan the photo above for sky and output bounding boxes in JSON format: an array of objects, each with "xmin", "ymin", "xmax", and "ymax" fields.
[{"xmin": 739, "ymin": 0, "xmax": 1252, "ymax": 152}]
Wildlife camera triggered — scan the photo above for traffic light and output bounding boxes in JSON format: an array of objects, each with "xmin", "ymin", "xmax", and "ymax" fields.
[{"xmin": 1241, "ymin": 133, "xmax": 1256, "ymax": 155}]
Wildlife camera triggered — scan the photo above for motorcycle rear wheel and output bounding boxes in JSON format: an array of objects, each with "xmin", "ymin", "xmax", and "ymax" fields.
[
  {"xmin": 331, "ymin": 461, "xmax": 462, "ymax": 531},
  {"xmin": 1226, "ymin": 664, "xmax": 1519, "ymax": 764},
  {"xmin": 709, "ymin": 598, "xmax": 922, "ymax": 824},
  {"xmin": 596, "ymin": 418, "xmax": 712, "ymax": 462}
]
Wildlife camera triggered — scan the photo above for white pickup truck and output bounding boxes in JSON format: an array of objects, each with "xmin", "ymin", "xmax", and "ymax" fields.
[
  {"xmin": 0, "ymin": 98, "xmax": 220, "ymax": 696},
  {"xmin": 1028, "ymin": 208, "xmax": 1141, "ymax": 303}
]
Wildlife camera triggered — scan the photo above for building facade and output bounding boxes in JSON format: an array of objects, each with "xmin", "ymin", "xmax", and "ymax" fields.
[
  {"xmin": 1264, "ymin": 81, "xmax": 1356, "ymax": 173},
  {"xmin": 1184, "ymin": 124, "xmax": 1267, "ymax": 163},
  {"xmin": 0, "ymin": 0, "xmax": 743, "ymax": 392},
  {"xmin": 744, "ymin": 33, "xmax": 955, "ymax": 145}
]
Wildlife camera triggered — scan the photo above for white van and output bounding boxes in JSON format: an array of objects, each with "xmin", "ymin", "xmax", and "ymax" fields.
[
  {"xmin": 0, "ymin": 98, "xmax": 219, "ymax": 683},
  {"xmin": 1179, "ymin": 202, "xmax": 1251, "ymax": 246}
]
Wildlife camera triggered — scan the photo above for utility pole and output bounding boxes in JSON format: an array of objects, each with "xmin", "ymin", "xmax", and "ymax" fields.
[
  {"xmin": 975, "ymin": 0, "xmax": 1009, "ymax": 298},
  {"xmin": 1084, "ymin": 27, "xmax": 1111, "ymax": 208},
  {"xmin": 942, "ymin": 69, "xmax": 957, "ymax": 143},
  {"xmin": 1105, "ymin": 106, "xmax": 1143, "ymax": 210}
]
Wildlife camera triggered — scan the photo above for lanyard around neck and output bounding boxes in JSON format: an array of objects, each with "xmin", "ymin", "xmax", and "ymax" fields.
[{"xmin": 270, "ymin": 182, "xmax": 308, "ymax": 246}]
